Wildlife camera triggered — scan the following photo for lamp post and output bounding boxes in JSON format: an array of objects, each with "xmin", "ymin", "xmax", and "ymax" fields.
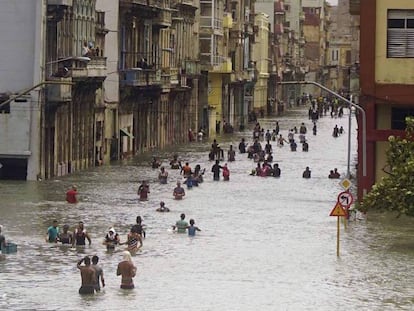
[
  {"xmin": 45, "ymin": 56, "xmax": 91, "ymax": 65},
  {"xmin": 278, "ymin": 80, "xmax": 366, "ymax": 183},
  {"xmin": 0, "ymin": 80, "xmax": 74, "ymax": 110}
]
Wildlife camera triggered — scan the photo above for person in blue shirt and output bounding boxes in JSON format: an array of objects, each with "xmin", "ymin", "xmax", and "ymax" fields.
[
  {"xmin": 46, "ymin": 220, "xmax": 59, "ymax": 243},
  {"xmin": 187, "ymin": 219, "xmax": 201, "ymax": 236}
]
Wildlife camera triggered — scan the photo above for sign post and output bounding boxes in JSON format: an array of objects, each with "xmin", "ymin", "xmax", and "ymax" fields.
[{"xmin": 329, "ymin": 202, "xmax": 347, "ymax": 257}]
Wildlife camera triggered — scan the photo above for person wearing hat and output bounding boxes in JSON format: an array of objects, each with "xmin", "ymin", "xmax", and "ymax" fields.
[
  {"xmin": 58, "ymin": 224, "xmax": 73, "ymax": 245},
  {"xmin": 103, "ymin": 227, "xmax": 120, "ymax": 250},
  {"xmin": 66, "ymin": 185, "xmax": 78, "ymax": 204},
  {"xmin": 156, "ymin": 201, "xmax": 170, "ymax": 212}
]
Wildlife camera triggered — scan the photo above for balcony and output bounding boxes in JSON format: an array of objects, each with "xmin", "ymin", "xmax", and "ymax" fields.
[
  {"xmin": 200, "ymin": 17, "xmax": 223, "ymax": 35},
  {"xmin": 46, "ymin": 78, "xmax": 72, "ymax": 103},
  {"xmin": 47, "ymin": 0, "xmax": 72, "ymax": 21},
  {"xmin": 171, "ymin": 0, "xmax": 198, "ymax": 9},
  {"xmin": 223, "ymin": 13, "xmax": 233, "ymax": 29},
  {"xmin": 299, "ymin": 12, "xmax": 305, "ymax": 21},
  {"xmin": 121, "ymin": 68, "xmax": 162, "ymax": 87},
  {"xmin": 48, "ymin": 0, "xmax": 73, "ymax": 6},
  {"xmin": 209, "ymin": 56, "xmax": 232, "ymax": 73},
  {"xmin": 154, "ymin": 9, "xmax": 172, "ymax": 27},
  {"xmin": 183, "ymin": 60, "xmax": 200, "ymax": 76},
  {"xmin": 120, "ymin": 0, "xmax": 164, "ymax": 13},
  {"xmin": 71, "ymin": 57, "xmax": 107, "ymax": 80},
  {"xmin": 160, "ymin": 67, "xmax": 179, "ymax": 90},
  {"xmin": 274, "ymin": 1, "xmax": 285, "ymax": 14}
]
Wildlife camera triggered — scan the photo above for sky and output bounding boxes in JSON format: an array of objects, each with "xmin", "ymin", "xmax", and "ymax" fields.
[{"xmin": 326, "ymin": 0, "xmax": 338, "ymax": 5}]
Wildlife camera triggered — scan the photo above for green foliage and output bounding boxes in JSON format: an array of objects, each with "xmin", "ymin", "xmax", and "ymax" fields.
[{"xmin": 360, "ymin": 117, "xmax": 414, "ymax": 216}]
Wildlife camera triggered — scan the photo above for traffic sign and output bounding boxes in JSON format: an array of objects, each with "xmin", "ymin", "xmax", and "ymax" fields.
[
  {"xmin": 337, "ymin": 191, "xmax": 354, "ymax": 208},
  {"xmin": 329, "ymin": 202, "xmax": 347, "ymax": 217},
  {"xmin": 340, "ymin": 178, "xmax": 352, "ymax": 191}
]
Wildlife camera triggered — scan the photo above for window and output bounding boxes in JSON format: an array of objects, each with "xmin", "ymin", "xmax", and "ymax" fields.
[
  {"xmin": 346, "ymin": 50, "xmax": 351, "ymax": 64},
  {"xmin": 387, "ymin": 10, "xmax": 414, "ymax": 58},
  {"xmin": 391, "ymin": 108, "xmax": 414, "ymax": 130},
  {"xmin": 331, "ymin": 49, "xmax": 338, "ymax": 61},
  {"xmin": 284, "ymin": 4, "xmax": 290, "ymax": 12}
]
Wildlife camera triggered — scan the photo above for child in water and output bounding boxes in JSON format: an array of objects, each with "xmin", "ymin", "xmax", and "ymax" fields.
[
  {"xmin": 222, "ymin": 163, "xmax": 230, "ymax": 181},
  {"xmin": 187, "ymin": 219, "xmax": 201, "ymax": 236}
]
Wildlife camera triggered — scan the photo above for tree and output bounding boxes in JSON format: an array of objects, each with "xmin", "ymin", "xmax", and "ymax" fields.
[{"xmin": 359, "ymin": 117, "xmax": 414, "ymax": 216}]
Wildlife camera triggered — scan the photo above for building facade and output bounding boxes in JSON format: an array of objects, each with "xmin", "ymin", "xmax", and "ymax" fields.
[
  {"xmin": 0, "ymin": 0, "xmax": 304, "ymax": 181},
  {"xmin": 302, "ymin": 0, "xmax": 329, "ymax": 96},
  {"xmin": 353, "ymin": 0, "xmax": 414, "ymax": 199},
  {"xmin": 0, "ymin": 0, "xmax": 45, "ymax": 180}
]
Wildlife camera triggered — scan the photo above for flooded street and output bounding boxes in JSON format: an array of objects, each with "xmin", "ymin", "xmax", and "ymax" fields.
[{"xmin": 1, "ymin": 107, "xmax": 414, "ymax": 310}]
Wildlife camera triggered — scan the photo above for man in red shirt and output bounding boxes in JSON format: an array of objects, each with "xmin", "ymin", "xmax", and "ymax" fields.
[{"xmin": 66, "ymin": 185, "xmax": 78, "ymax": 203}]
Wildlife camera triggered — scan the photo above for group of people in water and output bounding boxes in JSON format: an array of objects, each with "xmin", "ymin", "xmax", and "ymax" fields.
[
  {"xmin": 2, "ymin": 99, "xmax": 349, "ymax": 294},
  {"xmin": 53, "ymin": 161, "xmax": 205, "ymax": 295}
]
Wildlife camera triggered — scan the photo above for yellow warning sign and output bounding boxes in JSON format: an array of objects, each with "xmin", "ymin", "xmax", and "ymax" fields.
[{"xmin": 329, "ymin": 202, "xmax": 347, "ymax": 217}]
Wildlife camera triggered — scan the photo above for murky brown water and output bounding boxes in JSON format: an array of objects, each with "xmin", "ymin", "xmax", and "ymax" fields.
[{"xmin": 1, "ymin": 107, "xmax": 414, "ymax": 310}]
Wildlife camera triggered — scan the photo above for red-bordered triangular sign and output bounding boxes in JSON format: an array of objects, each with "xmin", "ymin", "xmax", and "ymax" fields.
[{"xmin": 329, "ymin": 202, "xmax": 347, "ymax": 217}]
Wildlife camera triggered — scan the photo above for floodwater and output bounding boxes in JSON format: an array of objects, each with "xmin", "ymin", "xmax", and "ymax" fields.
[{"xmin": 1, "ymin": 107, "xmax": 414, "ymax": 311}]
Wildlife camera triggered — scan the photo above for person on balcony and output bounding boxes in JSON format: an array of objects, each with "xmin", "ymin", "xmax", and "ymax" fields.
[{"xmin": 82, "ymin": 41, "xmax": 91, "ymax": 57}]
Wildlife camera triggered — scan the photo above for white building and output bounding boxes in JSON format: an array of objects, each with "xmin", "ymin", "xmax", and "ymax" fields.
[
  {"xmin": 0, "ymin": 0, "xmax": 113, "ymax": 180},
  {"xmin": 0, "ymin": 0, "xmax": 45, "ymax": 180}
]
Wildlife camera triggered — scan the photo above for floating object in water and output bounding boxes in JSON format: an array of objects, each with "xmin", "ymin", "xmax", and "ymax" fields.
[{"xmin": 3, "ymin": 242, "xmax": 17, "ymax": 254}]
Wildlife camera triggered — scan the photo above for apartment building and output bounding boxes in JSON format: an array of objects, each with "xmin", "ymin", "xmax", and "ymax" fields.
[
  {"xmin": 0, "ymin": 0, "xmax": 111, "ymax": 180},
  {"xmin": 302, "ymin": 0, "xmax": 329, "ymax": 95},
  {"xmin": 325, "ymin": 1, "xmax": 352, "ymax": 95},
  {"xmin": 351, "ymin": 0, "xmax": 414, "ymax": 199}
]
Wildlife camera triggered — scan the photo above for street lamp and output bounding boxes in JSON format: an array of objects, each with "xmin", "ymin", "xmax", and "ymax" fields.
[
  {"xmin": 45, "ymin": 56, "xmax": 91, "ymax": 78},
  {"xmin": 45, "ymin": 56, "xmax": 91, "ymax": 65},
  {"xmin": 278, "ymin": 81, "xmax": 367, "ymax": 185},
  {"xmin": 0, "ymin": 80, "xmax": 74, "ymax": 110}
]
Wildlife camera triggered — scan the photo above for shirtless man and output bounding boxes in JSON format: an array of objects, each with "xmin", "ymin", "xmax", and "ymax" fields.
[
  {"xmin": 173, "ymin": 181, "xmax": 185, "ymax": 199},
  {"xmin": 77, "ymin": 256, "xmax": 96, "ymax": 295}
]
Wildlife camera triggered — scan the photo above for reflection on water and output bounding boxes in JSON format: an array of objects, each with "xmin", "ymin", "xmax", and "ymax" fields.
[{"xmin": 1, "ymin": 108, "xmax": 414, "ymax": 310}]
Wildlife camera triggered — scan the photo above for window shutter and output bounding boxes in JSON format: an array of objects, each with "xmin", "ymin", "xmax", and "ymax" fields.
[
  {"xmin": 387, "ymin": 28, "xmax": 407, "ymax": 57},
  {"xmin": 407, "ymin": 29, "xmax": 414, "ymax": 57}
]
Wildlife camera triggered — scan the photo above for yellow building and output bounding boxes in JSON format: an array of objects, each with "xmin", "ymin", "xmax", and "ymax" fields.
[
  {"xmin": 252, "ymin": 13, "xmax": 270, "ymax": 114},
  {"xmin": 353, "ymin": 0, "xmax": 414, "ymax": 199}
]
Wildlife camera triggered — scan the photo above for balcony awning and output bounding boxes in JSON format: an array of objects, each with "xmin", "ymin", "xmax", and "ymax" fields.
[{"xmin": 120, "ymin": 128, "xmax": 134, "ymax": 139}]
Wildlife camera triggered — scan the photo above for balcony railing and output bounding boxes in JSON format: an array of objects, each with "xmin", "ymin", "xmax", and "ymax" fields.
[
  {"xmin": 171, "ymin": 0, "xmax": 198, "ymax": 8},
  {"xmin": 200, "ymin": 54, "xmax": 232, "ymax": 73},
  {"xmin": 160, "ymin": 67, "xmax": 178, "ymax": 89},
  {"xmin": 48, "ymin": 0, "xmax": 73, "ymax": 6},
  {"xmin": 120, "ymin": 0, "xmax": 163, "ymax": 8},
  {"xmin": 121, "ymin": 68, "xmax": 161, "ymax": 87},
  {"xmin": 71, "ymin": 56, "xmax": 107, "ymax": 79},
  {"xmin": 200, "ymin": 17, "xmax": 223, "ymax": 31},
  {"xmin": 183, "ymin": 60, "xmax": 200, "ymax": 75}
]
